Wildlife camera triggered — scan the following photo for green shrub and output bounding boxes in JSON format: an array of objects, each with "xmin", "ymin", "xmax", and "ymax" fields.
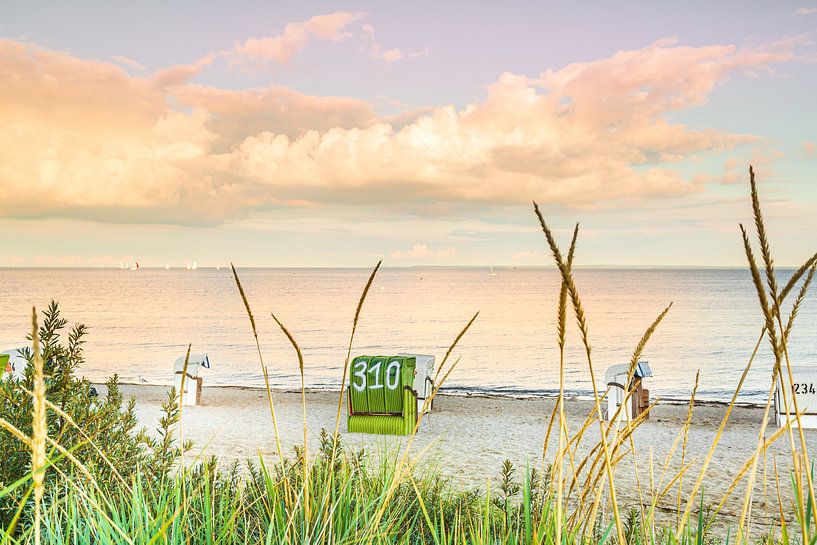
[{"xmin": 0, "ymin": 302, "xmax": 149, "ymax": 527}]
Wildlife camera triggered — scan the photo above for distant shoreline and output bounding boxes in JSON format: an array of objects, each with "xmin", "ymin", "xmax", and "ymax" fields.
[{"xmin": 110, "ymin": 380, "xmax": 768, "ymax": 409}]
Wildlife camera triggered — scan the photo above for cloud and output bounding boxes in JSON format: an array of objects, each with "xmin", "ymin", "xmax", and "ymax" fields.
[
  {"xmin": 391, "ymin": 244, "xmax": 457, "ymax": 259},
  {"xmin": 111, "ymin": 55, "xmax": 145, "ymax": 70},
  {"xmin": 362, "ymin": 23, "xmax": 429, "ymax": 62},
  {"xmin": 232, "ymin": 12, "xmax": 361, "ymax": 65},
  {"xmin": 152, "ymin": 52, "xmax": 215, "ymax": 88},
  {"xmin": 0, "ymin": 37, "xmax": 802, "ymax": 225},
  {"xmin": 171, "ymin": 83, "xmax": 378, "ymax": 140},
  {"xmin": 794, "ymin": 7, "xmax": 817, "ymax": 16}
]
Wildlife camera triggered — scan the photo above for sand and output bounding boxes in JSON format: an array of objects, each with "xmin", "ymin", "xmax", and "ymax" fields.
[{"xmin": 120, "ymin": 383, "xmax": 813, "ymax": 530}]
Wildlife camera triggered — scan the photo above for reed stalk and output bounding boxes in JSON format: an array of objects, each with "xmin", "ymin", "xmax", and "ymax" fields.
[
  {"xmin": 270, "ymin": 312, "xmax": 309, "ymax": 527},
  {"xmin": 736, "ymin": 372, "xmax": 780, "ymax": 543},
  {"xmin": 177, "ymin": 343, "xmax": 191, "ymax": 511},
  {"xmin": 31, "ymin": 308, "xmax": 46, "ymax": 545},
  {"xmin": 370, "ymin": 311, "xmax": 479, "ymax": 530},
  {"xmin": 555, "ymin": 223, "xmax": 578, "ymax": 545},
  {"xmin": 741, "ymin": 167, "xmax": 817, "ymax": 540},
  {"xmin": 706, "ymin": 424, "xmax": 788, "ymax": 532},
  {"xmin": 533, "ymin": 200, "xmax": 625, "ymax": 545},
  {"xmin": 332, "ymin": 261, "xmax": 380, "ymax": 450},
  {"xmin": 230, "ymin": 264, "xmax": 285, "ymax": 466},
  {"xmin": 676, "ymin": 370, "xmax": 699, "ymax": 526},
  {"xmin": 674, "ymin": 326, "xmax": 765, "ymax": 538}
]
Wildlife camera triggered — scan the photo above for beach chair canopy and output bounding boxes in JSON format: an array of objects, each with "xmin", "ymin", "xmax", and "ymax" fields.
[
  {"xmin": 173, "ymin": 353, "xmax": 211, "ymax": 377},
  {"xmin": 633, "ymin": 361, "xmax": 652, "ymax": 379},
  {"xmin": 605, "ymin": 360, "xmax": 652, "ymax": 387},
  {"xmin": 347, "ymin": 355, "xmax": 418, "ymax": 436}
]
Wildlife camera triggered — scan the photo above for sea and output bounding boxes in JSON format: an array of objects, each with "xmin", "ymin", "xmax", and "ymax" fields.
[{"xmin": 1, "ymin": 267, "xmax": 815, "ymax": 404}]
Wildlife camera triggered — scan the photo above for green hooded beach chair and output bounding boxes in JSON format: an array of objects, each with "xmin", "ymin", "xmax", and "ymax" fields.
[{"xmin": 347, "ymin": 355, "xmax": 418, "ymax": 435}]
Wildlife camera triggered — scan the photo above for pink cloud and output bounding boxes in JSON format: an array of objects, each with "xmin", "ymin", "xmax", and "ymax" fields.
[
  {"xmin": 111, "ymin": 55, "xmax": 145, "ymax": 70},
  {"xmin": 362, "ymin": 23, "xmax": 429, "ymax": 62},
  {"xmin": 0, "ymin": 37, "xmax": 802, "ymax": 225},
  {"xmin": 152, "ymin": 52, "xmax": 215, "ymax": 88},
  {"xmin": 172, "ymin": 83, "xmax": 377, "ymax": 140},
  {"xmin": 232, "ymin": 12, "xmax": 362, "ymax": 65}
]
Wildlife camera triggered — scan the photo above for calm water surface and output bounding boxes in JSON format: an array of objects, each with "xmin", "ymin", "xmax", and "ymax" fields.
[{"xmin": 1, "ymin": 267, "xmax": 814, "ymax": 403}]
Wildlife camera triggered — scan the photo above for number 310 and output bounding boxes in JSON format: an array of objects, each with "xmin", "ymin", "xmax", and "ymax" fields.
[{"xmin": 352, "ymin": 359, "xmax": 401, "ymax": 392}]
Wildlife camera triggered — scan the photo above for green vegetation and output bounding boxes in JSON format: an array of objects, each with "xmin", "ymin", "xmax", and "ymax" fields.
[{"xmin": 0, "ymin": 166, "xmax": 815, "ymax": 544}]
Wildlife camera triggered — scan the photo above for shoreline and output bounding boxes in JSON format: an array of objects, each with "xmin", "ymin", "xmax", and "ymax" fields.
[{"xmin": 111, "ymin": 380, "xmax": 770, "ymax": 409}]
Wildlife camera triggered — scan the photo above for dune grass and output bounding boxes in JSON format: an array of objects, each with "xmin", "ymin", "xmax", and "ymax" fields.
[{"xmin": 1, "ymin": 165, "xmax": 816, "ymax": 543}]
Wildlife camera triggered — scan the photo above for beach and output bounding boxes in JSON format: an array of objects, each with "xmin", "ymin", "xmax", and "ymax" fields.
[{"xmin": 123, "ymin": 383, "xmax": 806, "ymax": 528}]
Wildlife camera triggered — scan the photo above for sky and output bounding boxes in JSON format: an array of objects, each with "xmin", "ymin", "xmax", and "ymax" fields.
[{"xmin": 1, "ymin": 1, "xmax": 816, "ymax": 267}]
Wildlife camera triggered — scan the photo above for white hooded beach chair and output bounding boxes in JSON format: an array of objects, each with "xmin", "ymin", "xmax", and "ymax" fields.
[
  {"xmin": 174, "ymin": 353, "xmax": 210, "ymax": 406},
  {"xmin": 604, "ymin": 361, "xmax": 652, "ymax": 422},
  {"xmin": 399, "ymin": 353, "xmax": 435, "ymax": 414},
  {"xmin": 774, "ymin": 366, "xmax": 817, "ymax": 429}
]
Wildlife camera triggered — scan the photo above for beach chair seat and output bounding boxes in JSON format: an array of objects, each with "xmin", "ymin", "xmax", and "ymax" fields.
[{"xmin": 347, "ymin": 355, "xmax": 418, "ymax": 436}]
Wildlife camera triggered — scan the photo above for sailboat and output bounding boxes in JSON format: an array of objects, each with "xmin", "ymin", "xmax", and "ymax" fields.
[
  {"xmin": 165, "ymin": 263, "xmax": 170, "ymax": 271},
  {"xmin": 130, "ymin": 261, "xmax": 140, "ymax": 271},
  {"xmin": 489, "ymin": 256, "xmax": 497, "ymax": 276},
  {"xmin": 192, "ymin": 261, "xmax": 198, "ymax": 271}
]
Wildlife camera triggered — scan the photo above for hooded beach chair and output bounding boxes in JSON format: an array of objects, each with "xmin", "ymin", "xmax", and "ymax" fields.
[
  {"xmin": 774, "ymin": 366, "xmax": 817, "ymax": 429},
  {"xmin": 174, "ymin": 353, "xmax": 210, "ymax": 406},
  {"xmin": 347, "ymin": 355, "xmax": 418, "ymax": 435},
  {"xmin": 604, "ymin": 360, "xmax": 652, "ymax": 422}
]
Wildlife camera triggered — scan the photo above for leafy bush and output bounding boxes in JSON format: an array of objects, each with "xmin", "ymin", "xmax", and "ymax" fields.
[{"xmin": 0, "ymin": 302, "xmax": 149, "ymax": 527}]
